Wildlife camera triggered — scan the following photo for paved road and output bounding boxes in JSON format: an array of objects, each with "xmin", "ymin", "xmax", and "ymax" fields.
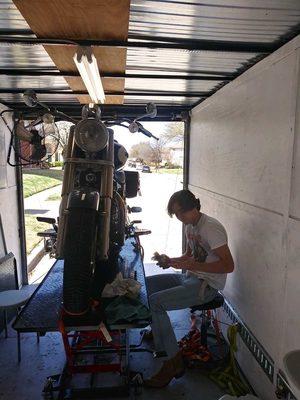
[
  {"xmin": 24, "ymin": 184, "xmax": 62, "ymax": 220},
  {"xmin": 127, "ymin": 172, "xmax": 183, "ymax": 263}
]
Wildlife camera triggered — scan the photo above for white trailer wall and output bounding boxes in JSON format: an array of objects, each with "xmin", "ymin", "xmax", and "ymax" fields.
[
  {"xmin": 0, "ymin": 105, "xmax": 22, "ymax": 283},
  {"xmin": 189, "ymin": 35, "xmax": 300, "ymax": 399}
]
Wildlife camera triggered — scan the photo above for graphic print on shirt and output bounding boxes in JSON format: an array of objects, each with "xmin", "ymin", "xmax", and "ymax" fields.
[{"xmin": 187, "ymin": 233, "xmax": 208, "ymax": 262}]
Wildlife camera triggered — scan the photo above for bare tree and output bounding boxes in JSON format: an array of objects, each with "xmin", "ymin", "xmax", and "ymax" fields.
[
  {"xmin": 56, "ymin": 121, "xmax": 73, "ymax": 149},
  {"xmin": 149, "ymin": 137, "xmax": 168, "ymax": 170},
  {"xmin": 162, "ymin": 122, "xmax": 184, "ymax": 144},
  {"xmin": 42, "ymin": 120, "xmax": 72, "ymax": 150},
  {"xmin": 129, "ymin": 123, "xmax": 184, "ymax": 170},
  {"xmin": 130, "ymin": 142, "xmax": 153, "ymax": 164}
]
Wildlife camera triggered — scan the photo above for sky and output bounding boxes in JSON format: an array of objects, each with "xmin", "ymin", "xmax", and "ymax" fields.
[{"xmin": 112, "ymin": 121, "xmax": 169, "ymax": 152}]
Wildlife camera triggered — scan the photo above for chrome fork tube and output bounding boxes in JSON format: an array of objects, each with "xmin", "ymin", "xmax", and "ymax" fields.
[{"xmin": 97, "ymin": 129, "xmax": 114, "ymax": 259}]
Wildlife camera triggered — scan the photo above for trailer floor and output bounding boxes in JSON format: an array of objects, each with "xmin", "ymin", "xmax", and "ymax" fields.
[
  {"xmin": 0, "ymin": 307, "xmax": 225, "ymax": 400},
  {"xmin": 0, "ymin": 263, "xmax": 225, "ymax": 399}
]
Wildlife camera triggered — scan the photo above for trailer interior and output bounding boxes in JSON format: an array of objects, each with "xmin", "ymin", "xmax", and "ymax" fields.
[{"xmin": 0, "ymin": 1, "xmax": 300, "ymax": 399}]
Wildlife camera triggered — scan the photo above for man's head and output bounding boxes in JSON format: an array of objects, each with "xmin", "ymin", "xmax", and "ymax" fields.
[{"xmin": 167, "ymin": 190, "xmax": 201, "ymax": 225}]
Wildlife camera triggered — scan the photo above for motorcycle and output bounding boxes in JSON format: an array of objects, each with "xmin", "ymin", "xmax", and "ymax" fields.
[{"xmin": 5, "ymin": 92, "xmax": 158, "ymax": 316}]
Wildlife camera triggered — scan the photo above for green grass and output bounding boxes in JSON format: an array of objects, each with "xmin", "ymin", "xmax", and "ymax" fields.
[
  {"xmin": 47, "ymin": 193, "xmax": 61, "ymax": 201},
  {"xmin": 25, "ymin": 215, "xmax": 49, "ymax": 254},
  {"xmin": 22, "ymin": 169, "xmax": 63, "ymax": 198},
  {"xmin": 23, "ymin": 168, "xmax": 63, "ymax": 180}
]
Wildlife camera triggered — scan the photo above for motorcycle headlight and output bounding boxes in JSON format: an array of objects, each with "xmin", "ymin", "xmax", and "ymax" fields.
[{"xmin": 74, "ymin": 118, "xmax": 108, "ymax": 153}]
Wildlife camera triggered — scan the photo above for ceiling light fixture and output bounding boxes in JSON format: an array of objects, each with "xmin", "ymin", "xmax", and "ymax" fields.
[{"xmin": 73, "ymin": 46, "xmax": 105, "ymax": 104}]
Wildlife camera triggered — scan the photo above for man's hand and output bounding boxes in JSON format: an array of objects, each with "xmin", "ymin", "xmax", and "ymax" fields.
[
  {"xmin": 152, "ymin": 252, "xmax": 171, "ymax": 269},
  {"xmin": 171, "ymin": 245, "xmax": 234, "ymax": 274}
]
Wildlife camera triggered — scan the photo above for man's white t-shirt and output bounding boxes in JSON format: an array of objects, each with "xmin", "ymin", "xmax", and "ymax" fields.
[{"xmin": 185, "ymin": 213, "xmax": 228, "ymax": 290}]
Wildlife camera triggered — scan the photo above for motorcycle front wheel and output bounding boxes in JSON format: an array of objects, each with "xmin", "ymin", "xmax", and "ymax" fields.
[{"xmin": 63, "ymin": 207, "xmax": 98, "ymax": 315}]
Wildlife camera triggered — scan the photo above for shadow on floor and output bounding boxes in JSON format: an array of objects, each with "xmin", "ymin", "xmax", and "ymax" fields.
[
  {"xmin": 24, "ymin": 209, "xmax": 49, "ymax": 215},
  {"xmin": 0, "ymin": 323, "xmax": 224, "ymax": 400},
  {"xmin": 0, "ymin": 263, "xmax": 225, "ymax": 399}
]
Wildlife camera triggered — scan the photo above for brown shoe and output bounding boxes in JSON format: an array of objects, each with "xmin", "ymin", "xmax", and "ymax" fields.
[{"xmin": 144, "ymin": 351, "xmax": 185, "ymax": 388}]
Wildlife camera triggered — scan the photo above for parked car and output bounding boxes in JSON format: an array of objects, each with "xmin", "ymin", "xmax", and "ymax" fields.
[{"xmin": 142, "ymin": 165, "xmax": 151, "ymax": 173}]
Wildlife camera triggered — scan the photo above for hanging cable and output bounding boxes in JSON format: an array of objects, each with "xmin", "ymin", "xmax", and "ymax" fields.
[{"xmin": 209, "ymin": 324, "xmax": 252, "ymax": 397}]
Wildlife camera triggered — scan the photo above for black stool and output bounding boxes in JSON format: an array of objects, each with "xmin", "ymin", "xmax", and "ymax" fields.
[{"xmin": 190, "ymin": 292, "xmax": 224, "ymax": 347}]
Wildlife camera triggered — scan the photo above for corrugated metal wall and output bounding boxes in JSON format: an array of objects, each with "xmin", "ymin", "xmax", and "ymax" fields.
[{"xmin": 0, "ymin": 0, "xmax": 299, "ymax": 108}]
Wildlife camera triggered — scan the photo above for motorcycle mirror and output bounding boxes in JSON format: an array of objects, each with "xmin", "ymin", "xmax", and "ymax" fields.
[
  {"xmin": 145, "ymin": 102, "xmax": 157, "ymax": 118},
  {"xmin": 134, "ymin": 102, "xmax": 157, "ymax": 123},
  {"xmin": 23, "ymin": 90, "xmax": 51, "ymax": 112},
  {"xmin": 128, "ymin": 120, "xmax": 158, "ymax": 140},
  {"xmin": 128, "ymin": 121, "xmax": 139, "ymax": 133},
  {"xmin": 23, "ymin": 90, "xmax": 38, "ymax": 107}
]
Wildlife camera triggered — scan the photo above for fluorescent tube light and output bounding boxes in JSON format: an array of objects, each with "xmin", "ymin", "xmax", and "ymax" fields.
[{"xmin": 73, "ymin": 47, "xmax": 106, "ymax": 104}]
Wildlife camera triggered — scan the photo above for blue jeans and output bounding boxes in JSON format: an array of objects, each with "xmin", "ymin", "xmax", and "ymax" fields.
[{"xmin": 146, "ymin": 273, "xmax": 218, "ymax": 358}]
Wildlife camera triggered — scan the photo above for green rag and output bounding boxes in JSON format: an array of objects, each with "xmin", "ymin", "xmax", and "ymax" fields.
[{"xmin": 104, "ymin": 296, "xmax": 151, "ymax": 325}]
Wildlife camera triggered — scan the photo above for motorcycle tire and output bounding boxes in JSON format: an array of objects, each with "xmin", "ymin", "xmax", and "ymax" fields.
[{"xmin": 63, "ymin": 207, "xmax": 98, "ymax": 315}]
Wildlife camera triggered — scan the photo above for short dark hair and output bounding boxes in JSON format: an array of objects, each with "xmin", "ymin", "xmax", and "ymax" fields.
[{"xmin": 167, "ymin": 190, "xmax": 201, "ymax": 217}]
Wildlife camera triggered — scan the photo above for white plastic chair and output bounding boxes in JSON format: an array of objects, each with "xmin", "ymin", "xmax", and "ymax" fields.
[{"xmin": 0, "ymin": 253, "xmax": 35, "ymax": 362}]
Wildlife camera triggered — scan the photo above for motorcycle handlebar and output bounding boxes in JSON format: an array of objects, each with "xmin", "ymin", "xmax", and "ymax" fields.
[
  {"xmin": 137, "ymin": 123, "xmax": 159, "ymax": 140},
  {"xmin": 21, "ymin": 91, "xmax": 159, "ymax": 140},
  {"xmin": 106, "ymin": 120, "xmax": 158, "ymax": 141}
]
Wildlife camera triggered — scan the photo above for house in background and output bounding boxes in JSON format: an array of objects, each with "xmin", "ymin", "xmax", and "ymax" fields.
[{"xmin": 168, "ymin": 142, "xmax": 183, "ymax": 167}]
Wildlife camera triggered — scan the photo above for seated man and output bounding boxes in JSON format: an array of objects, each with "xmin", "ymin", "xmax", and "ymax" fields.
[{"xmin": 144, "ymin": 189, "xmax": 234, "ymax": 388}]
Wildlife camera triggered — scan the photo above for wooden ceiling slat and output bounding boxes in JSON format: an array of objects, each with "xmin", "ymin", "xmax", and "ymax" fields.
[
  {"xmin": 47, "ymin": 47, "xmax": 127, "ymax": 74},
  {"xmin": 45, "ymin": 46, "xmax": 127, "ymax": 99},
  {"xmin": 77, "ymin": 95, "xmax": 124, "ymax": 105},
  {"xmin": 13, "ymin": 0, "xmax": 130, "ymax": 104},
  {"xmin": 13, "ymin": 0, "xmax": 130, "ymax": 40}
]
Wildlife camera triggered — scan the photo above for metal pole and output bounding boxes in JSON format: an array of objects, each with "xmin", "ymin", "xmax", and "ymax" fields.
[
  {"xmin": 14, "ymin": 133, "xmax": 28, "ymax": 284},
  {"xmin": 0, "ymin": 36, "xmax": 274, "ymax": 53},
  {"xmin": 182, "ymin": 114, "xmax": 191, "ymax": 254},
  {"xmin": 0, "ymin": 88, "xmax": 210, "ymax": 98},
  {"xmin": 183, "ymin": 115, "xmax": 191, "ymax": 191},
  {"xmin": 0, "ymin": 69, "xmax": 234, "ymax": 81}
]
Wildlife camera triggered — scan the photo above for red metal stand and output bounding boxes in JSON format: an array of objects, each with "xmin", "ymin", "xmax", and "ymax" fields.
[
  {"xmin": 43, "ymin": 315, "xmax": 148, "ymax": 398},
  {"xmin": 58, "ymin": 316, "xmax": 124, "ymax": 376},
  {"xmin": 179, "ymin": 309, "xmax": 225, "ymax": 366}
]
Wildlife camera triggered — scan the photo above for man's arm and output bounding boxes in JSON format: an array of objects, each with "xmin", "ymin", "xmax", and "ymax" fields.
[
  {"xmin": 168, "ymin": 244, "xmax": 192, "ymax": 263},
  {"xmin": 171, "ymin": 244, "xmax": 234, "ymax": 274}
]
